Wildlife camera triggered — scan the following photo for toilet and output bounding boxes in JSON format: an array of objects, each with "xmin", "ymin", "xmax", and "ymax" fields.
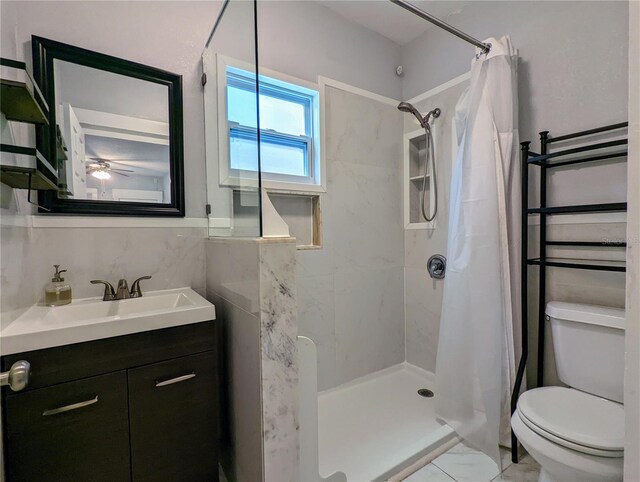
[{"xmin": 511, "ymin": 302, "xmax": 625, "ymax": 482}]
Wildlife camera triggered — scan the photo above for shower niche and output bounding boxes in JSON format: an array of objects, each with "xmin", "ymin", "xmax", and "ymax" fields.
[{"xmin": 404, "ymin": 127, "xmax": 436, "ymax": 229}]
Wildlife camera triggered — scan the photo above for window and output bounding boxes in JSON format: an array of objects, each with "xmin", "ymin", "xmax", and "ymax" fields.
[{"xmin": 220, "ymin": 62, "xmax": 322, "ymax": 190}]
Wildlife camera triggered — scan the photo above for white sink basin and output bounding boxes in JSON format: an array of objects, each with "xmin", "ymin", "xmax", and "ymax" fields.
[{"xmin": 1, "ymin": 288, "xmax": 216, "ymax": 355}]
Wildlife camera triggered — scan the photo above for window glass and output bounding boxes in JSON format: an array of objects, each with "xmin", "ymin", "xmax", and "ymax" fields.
[
  {"xmin": 225, "ymin": 65, "xmax": 319, "ymax": 184},
  {"xmin": 228, "ymin": 85, "xmax": 258, "ymax": 129},
  {"xmin": 259, "ymin": 95, "xmax": 306, "ymax": 136},
  {"xmin": 229, "ymin": 131, "xmax": 259, "ymax": 171},
  {"xmin": 260, "ymin": 139, "xmax": 307, "ymax": 176}
]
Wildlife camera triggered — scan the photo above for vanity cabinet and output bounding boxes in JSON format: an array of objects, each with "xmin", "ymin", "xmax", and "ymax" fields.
[
  {"xmin": 4, "ymin": 371, "xmax": 131, "ymax": 482},
  {"xmin": 1, "ymin": 321, "xmax": 218, "ymax": 482},
  {"xmin": 128, "ymin": 351, "xmax": 218, "ymax": 482}
]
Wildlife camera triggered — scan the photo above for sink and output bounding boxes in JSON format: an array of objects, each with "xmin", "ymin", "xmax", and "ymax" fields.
[{"xmin": 1, "ymin": 288, "xmax": 215, "ymax": 355}]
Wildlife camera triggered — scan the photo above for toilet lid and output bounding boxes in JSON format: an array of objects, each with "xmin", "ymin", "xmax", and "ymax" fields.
[{"xmin": 517, "ymin": 387, "xmax": 624, "ymax": 454}]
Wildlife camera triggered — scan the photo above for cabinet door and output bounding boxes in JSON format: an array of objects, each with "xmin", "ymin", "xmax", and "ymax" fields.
[
  {"xmin": 3, "ymin": 371, "xmax": 130, "ymax": 482},
  {"xmin": 128, "ymin": 351, "xmax": 218, "ymax": 482}
]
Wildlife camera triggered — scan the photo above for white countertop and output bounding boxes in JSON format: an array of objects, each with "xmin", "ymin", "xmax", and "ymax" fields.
[{"xmin": 0, "ymin": 287, "xmax": 216, "ymax": 356}]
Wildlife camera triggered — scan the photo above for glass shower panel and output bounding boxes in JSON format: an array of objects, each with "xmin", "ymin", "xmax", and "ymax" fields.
[{"xmin": 203, "ymin": 0, "xmax": 261, "ymax": 237}]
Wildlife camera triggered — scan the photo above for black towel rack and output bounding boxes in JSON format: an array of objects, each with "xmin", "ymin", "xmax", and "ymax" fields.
[{"xmin": 510, "ymin": 122, "xmax": 628, "ymax": 463}]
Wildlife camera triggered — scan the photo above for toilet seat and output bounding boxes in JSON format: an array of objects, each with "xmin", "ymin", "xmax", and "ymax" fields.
[{"xmin": 517, "ymin": 387, "xmax": 624, "ymax": 458}]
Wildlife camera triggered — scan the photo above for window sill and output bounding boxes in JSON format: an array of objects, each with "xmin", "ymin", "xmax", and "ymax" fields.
[
  {"xmin": 296, "ymin": 244, "xmax": 322, "ymax": 251},
  {"xmin": 219, "ymin": 177, "xmax": 326, "ymax": 194},
  {"xmin": 263, "ymin": 179, "xmax": 325, "ymax": 193}
]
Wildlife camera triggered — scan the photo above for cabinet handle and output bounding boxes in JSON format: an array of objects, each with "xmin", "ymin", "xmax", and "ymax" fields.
[
  {"xmin": 42, "ymin": 396, "xmax": 98, "ymax": 416},
  {"xmin": 155, "ymin": 372, "xmax": 196, "ymax": 388},
  {"xmin": 0, "ymin": 360, "xmax": 30, "ymax": 392}
]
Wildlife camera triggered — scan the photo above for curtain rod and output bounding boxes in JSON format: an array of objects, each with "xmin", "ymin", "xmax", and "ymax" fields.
[{"xmin": 389, "ymin": 0, "xmax": 491, "ymax": 54}]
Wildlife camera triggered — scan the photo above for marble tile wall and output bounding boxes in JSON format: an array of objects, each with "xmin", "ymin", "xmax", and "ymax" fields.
[
  {"xmin": 296, "ymin": 86, "xmax": 405, "ymax": 391},
  {"xmin": 206, "ymin": 238, "xmax": 262, "ymax": 482},
  {"xmin": 206, "ymin": 238, "xmax": 299, "ymax": 482},
  {"xmin": 403, "ymin": 80, "xmax": 468, "ymax": 374},
  {"xmin": 258, "ymin": 241, "xmax": 299, "ymax": 482},
  {"xmin": 0, "ymin": 223, "xmax": 206, "ymax": 327}
]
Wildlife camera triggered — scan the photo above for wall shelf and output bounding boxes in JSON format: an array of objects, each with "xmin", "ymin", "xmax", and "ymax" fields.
[
  {"xmin": 528, "ymin": 202, "xmax": 627, "ymax": 215},
  {"xmin": 511, "ymin": 121, "xmax": 629, "ymax": 464},
  {"xmin": 0, "ymin": 165, "xmax": 58, "ymax": 190},
  {"xmin": 0, "ymin": 144, "xmax": 59, "ymax": 190},
  {"xmin": 527, "ymin": 257, "xmax": 626, "ymax": 272},
  {"xmin": 527, "ymin": 139, "xmax": 627, "ymax": 165},
  {"xmin": 0, "ymin": 57, "xmax": 60, "ymax": 193},
  {"xmin": 545, "ymin": 240, "xmax": 626, "ymax": 248},
  {"xmin": 0, "ymin": 58, "xmax": 48, "ymax": 125}
]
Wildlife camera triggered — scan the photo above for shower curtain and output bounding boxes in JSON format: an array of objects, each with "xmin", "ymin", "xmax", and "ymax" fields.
[{"xmin": 434, "ymin": 36, "xmax": 520, "ymax": 467}]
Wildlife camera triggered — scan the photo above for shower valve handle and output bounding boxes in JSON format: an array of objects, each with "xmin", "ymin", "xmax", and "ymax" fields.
[{"xmin": 427, "ymin": 254, "xmax": 446, "ymax": 279}]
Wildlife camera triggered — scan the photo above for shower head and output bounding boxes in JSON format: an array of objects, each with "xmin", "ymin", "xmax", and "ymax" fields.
[
  {"xmin": 397, "ymin": 101, "xmax": 425, "ymax": 127},
  {"xmin": 397, "ymin": 102, "xmax": 441, "ymax": 128}
]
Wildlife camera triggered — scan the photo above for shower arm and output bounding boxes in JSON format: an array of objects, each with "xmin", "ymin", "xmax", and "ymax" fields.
[{"xmin": 389, "ymin": 0, "xmax": 491, "ymax": 54}]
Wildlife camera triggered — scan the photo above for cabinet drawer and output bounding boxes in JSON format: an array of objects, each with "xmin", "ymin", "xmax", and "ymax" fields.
[
  {"xmin": 3, "ymin": 371, "xmax": 130, "ymax": 482},
  {"xmin": 1, "ymin": 320, "xmax": 216, "ymax": 392},
  {"xmin": 128, "ymin": 351, "xmax": 218, "ymax": 482}
]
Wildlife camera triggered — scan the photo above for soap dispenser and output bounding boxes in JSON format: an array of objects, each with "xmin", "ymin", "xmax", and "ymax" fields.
[{"xmin": 45, "ymin": 265, "xmax": 72, "ymax": 306}]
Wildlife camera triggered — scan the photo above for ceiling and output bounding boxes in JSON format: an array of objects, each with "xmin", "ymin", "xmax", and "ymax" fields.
[
  {"xmin": 85, "ymin": 135, "xmax": 170, "ymax": 177},
  {"xmin": 318, "ymin": 0, "xmax": 469, "ymax": 46}
]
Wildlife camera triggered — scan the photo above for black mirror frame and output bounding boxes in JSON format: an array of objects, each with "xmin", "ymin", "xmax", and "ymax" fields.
[{"xmin": 33, "ymin": 36, "xmax": 185, "ymax": 216}]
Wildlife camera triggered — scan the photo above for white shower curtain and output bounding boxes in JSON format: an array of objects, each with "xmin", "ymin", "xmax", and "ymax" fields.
[{"xmin": 435, "ymin": 36, "xmax": 520, "ymax": 467}]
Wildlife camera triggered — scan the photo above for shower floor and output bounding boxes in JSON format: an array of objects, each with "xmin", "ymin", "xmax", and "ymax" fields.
[{"xmin": 318, "ymin": 363, "xmax": 456, "ymax": 481}]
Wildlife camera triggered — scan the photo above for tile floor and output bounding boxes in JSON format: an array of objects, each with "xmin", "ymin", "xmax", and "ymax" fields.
[{"xmin": 403, "ymin": 442, "xmax": 540, "ymax": 482}]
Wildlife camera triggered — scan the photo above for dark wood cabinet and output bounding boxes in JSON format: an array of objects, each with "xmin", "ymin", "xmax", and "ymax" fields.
[
  {"xmin": 4, "ymin": 371, "xmax": 130, "ymax": 482},
  {"xmin": 128, "ymin": 352, "xmax": 219, "ymax": 482},
  {"xmin": 1, "ymin": 321, "xmax": 218, "ymax": 482}
]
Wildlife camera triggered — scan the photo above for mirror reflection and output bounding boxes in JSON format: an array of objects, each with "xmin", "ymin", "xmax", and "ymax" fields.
[{"xmin": 54, "ymin": 59, "xmax": 171, "ymax": 203}]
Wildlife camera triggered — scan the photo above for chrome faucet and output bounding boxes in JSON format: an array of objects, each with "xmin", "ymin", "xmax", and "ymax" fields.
[{"xmin": 91, "ymin": 276, "xmax": 152, "ymax": 301}]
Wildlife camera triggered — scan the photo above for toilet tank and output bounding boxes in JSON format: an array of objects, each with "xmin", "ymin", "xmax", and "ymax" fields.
[{"xmin": 547, "ymin": 301, "xmax": 625, "ymax": 403}]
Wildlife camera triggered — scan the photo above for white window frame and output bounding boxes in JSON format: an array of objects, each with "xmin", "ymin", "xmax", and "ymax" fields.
[{"xmin": 216, "ymin": 55, "xmax": 325, "ymax": 192}]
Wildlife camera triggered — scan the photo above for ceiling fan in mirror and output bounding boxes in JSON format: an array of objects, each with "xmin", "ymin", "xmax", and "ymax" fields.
[{"xmin": 86, "ymin": 158, "xmax": 135, "ymax": 180}]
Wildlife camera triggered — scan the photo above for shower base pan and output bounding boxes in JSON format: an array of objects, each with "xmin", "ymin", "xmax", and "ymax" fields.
[{"xmin": 318, "ymin": 362, "xmax": 457, "ymax": 481}]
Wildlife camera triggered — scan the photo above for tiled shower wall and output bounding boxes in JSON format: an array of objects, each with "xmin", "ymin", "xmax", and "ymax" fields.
[
  {"xmin": 296, "ymin": 85, "xmax": 404, "ymax": 391},
  {"xmin": 402, "ymin": 79, "xmax": 468, "ymax": 374}
]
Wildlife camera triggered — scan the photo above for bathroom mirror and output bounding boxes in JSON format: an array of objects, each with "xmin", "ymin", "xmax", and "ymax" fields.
[{"xmin": 33, "ymin": 36, "xmax": 184, "ymax": 216}]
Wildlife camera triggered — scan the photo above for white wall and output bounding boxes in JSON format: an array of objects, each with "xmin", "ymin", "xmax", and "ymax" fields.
[
  {"xmin": 257, "ymin": 1, "xmax": 402, "ymax": 100},
  {"xmin": 624, "ymin": 1, "xmax": 640, "ymax": 478},
  {"xmin": 401, "ymin": 1, "xmax": 629, "ymax": 143},
  {"xmin": 0, "ymin": 0, "xmax": 223, "ymax": 217}
]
